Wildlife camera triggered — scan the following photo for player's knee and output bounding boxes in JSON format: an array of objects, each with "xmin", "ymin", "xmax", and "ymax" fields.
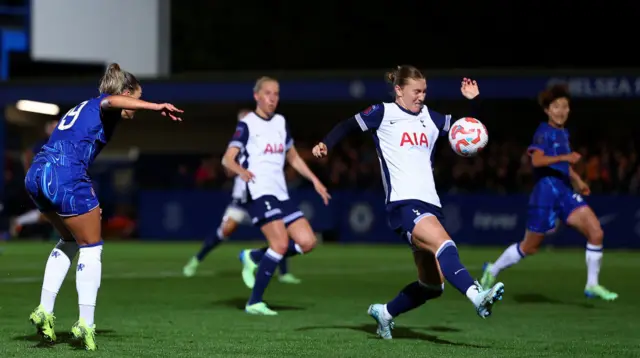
[
  {"xmin": 55, "ymin": 239, "xmax": 79, "ymax": 259},
  {"xmin": 297, "ymin": 235, "xmax": 316, "ymax": 253},
  {"xmin": 269, "ymin": 239, "xmax": 290, "ymax": 255},
  {"xmin": 221, "ymin": 220, "xmax": 237, "ymax": 238},
  {"xmin": 587, "ymin": 226, "xmax": 604, "ymax": 245},
  {"xmin": 519, "ymin": 241, "xmax": 539, "ymax": 255}
]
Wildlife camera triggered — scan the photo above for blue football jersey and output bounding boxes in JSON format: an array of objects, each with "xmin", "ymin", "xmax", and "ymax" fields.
[
  {"xmin": 527, "ymin": 122, "xmax": 572, "ymax": 181},
  {"xmin": 43, "ymin": 94, "xmax": 121, "ymax": 168}
]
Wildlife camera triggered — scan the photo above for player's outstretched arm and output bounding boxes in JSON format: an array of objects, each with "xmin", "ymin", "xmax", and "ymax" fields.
[
  {"xmin": 286, "ymin": 146, "xmax": 331, "ymax": 205},
  {"xmin": 100, "ymin": 95, "xmax": 183, "ymax": 121},
  {"xmin": 312, "ymin": 117, "xmax": 360, "ymax": 158}
]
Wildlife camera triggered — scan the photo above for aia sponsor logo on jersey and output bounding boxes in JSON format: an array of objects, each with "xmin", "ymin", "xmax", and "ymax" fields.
[
  {"xmin": 400, "ymin": 132, "xmax": 429, "ymax": 147},
  {"xmin": 264, "ymin": 143, "xmax": 285, "ymax": 154}
]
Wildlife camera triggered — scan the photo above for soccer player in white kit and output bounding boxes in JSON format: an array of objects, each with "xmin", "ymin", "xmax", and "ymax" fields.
[
  {"xmin": 182, "ymin": 109, "xmax": 301, "ymax": 284},
  {"xmin": 222, "ymin": 77, "xmax": 330, "ymax": 315},
  {"xmin": 313, "ymin": 66, "xmax": 505, "ymax": 339}
]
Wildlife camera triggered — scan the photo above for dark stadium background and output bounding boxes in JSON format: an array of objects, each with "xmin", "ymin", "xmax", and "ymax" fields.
[{"xmin": 0, "ymin": 1, "xmax": 639, "ymax": 356}]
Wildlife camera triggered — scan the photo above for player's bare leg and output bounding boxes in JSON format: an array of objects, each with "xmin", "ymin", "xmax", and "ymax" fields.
[
  {"xmin": 279, "ymin": 218, "xmax": 316, "ymax": 284},
  {"xmin": 63, "ymin": 207, "xmax": 102, "ymax": 351},
  {"xmin": 567, "ymin": 206, "xmax": 618, "ymax": 301},
  {"xmin": 240, "ymin": 219, "xmax": 310, "ymax": 288},
  {"xmin": 29, "ymin": 211, "xmax": 78, "ymax": 343},
  {"xmin": 10, "ymin": 209, "xmax": 45, "ymax": 237},
  {"xmin": 412, "ymin": 216, "xmax": 504, "ymax": 318},
  {"xmin": 369, "ymin": 250, "xmax": 444, "ymax": 339},
  {"xmin": 481, "ymin": 231, "xmax": 544, "ymax": 287},
  {"xmin": 183, "ymin": 217, "xmax": 238, "ymax": 277},
  {"xmin": 244, "ymin": 220, "xmax": 289, "ymax": 316}
]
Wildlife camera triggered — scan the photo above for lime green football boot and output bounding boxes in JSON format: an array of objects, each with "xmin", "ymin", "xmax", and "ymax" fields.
[
  {"xmin": 585, "ymin": 285, "xmax": 618, "ymax": 301},
  {"xmin": 245, "ymin": 302, "xmax": 278, "ymax": 316},
  {"xmin": 183, "ymin": 257, "xmax": 200, "ymax": 277},
  {"xmin": 239, "ymin": 249, "xmax": 258, "ymax": 289},
  {"xmin": 29, "ymin": 305, "xmax": 57, "ymax": 343},
  {"xmin": 71, "ymin": 318, "xmax": 97, "ymax": 351}
]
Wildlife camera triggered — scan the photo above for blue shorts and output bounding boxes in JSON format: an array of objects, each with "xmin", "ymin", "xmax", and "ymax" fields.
[
  {"xmin": 246, "ymin": 195, "xmax": 304, "ymax": 227},
  {"xmin": 24, "ymin": 160, "xmax": 99, "ymax": 217},
  {"xmin": 387, "ymin": 199, "xmax": 444, "ymax": 246},
  {"xmin": 527, "ymin": 177, "xmax": 587, "ymax": 233}
]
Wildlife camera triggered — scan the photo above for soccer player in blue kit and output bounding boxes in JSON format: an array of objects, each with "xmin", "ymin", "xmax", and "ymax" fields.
[
  {"xmin": 480, "ymin": 84, "xmax": 618, "ymax": 301},
  {"xmin": 25, "ymin": 63, "xmax": 183, "ymax": 350}
]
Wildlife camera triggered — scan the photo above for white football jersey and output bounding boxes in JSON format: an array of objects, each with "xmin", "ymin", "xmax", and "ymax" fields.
[
  {"xmin": 354, "ymin": 102, "xmax": 451, "ymax": 207},
  {"xmin": 228, "ymin": 111, "xmax": 293, "ymax": 201}
]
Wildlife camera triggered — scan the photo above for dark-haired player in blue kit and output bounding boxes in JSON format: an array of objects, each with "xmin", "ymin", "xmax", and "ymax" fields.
[
  {"xmin": 25, "ymin": 63, "xmax": 183, "ymax": 350},
  {"xmin": 481, "ymin": 84, "xmax": 618, "ymax": 301}
]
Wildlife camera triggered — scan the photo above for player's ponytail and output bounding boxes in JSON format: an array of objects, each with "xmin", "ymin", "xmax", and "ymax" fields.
[
  {"xmin": 99, "ymin": 63, "xmax": 140, "ymax": 95},
  {"xmin": 385, "ymin": 65, "xmax": 424, "ymax": 88}
]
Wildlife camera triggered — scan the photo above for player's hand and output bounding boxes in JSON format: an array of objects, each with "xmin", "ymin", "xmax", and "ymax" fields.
[
  {"xmin": 564, "ymin": 152, "xmax": 581, "ymax": 164},
  {"xmin": 461, "ymin": 78, "xmax": 479, "ymax": 99},
  {"xmin": 312, "ymin": 143, "xmax": 328, "ymax": 158},
  {"xmin": 575, "ymin": 180, "xmax": 591, "ymax": 196},
  {"xmin": 239, "ymin": 169, "xmax": 255, "ymax": 183},
  {"xmin": 156, "ymin": 103, "xmax": 184, "ymax": 121},
  {"xmin": 313, "ymin": 179, "xmax": 331, "ymax": 206}
]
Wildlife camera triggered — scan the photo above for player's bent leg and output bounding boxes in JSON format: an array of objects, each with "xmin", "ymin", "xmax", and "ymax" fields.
[
  {"xmin": 62, "ymin": 207, "xmax": 102, "ymax": 351},
  {"xmin": 411, "ymin": 216, "xmax": 504, "ymax": 318},
  {"xmin": 184, "ymin": 217, "xmax": 240, "ymax": 277},
  {"xmin": 481, "ymin": 231, "xmax": 543, "ymax": 287},
  {"xmin": 566, "ymin": 206, "xmax": 618, "ymax": 301},
  {"xmin": 245, "ymin": 220, "xmax": 288, "ymax": 316},
  {"xmin": 29, "ymin": 211, "xmax": 78, "ymax": 343},
  {"xmin": 276, "ymin": 218, "xmax": 315, "ymax": 284},
  {"xmin": 369, "ymin": 250, "xmax": 444, "ymax": 340}
]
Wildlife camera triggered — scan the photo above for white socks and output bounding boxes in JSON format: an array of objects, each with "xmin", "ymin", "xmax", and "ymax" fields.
[
  {"xmin": 76, "ymin": 244, "xmax": 103, "ymax": 327},
  {"xmin": 490, "ymin": 243, "xmax": 525, "ymax": 277},
  {"xmin": 16, "ymin": 209, "xmax": 41, "ymax": 226},
  {"xmin": 586, "ymin": 244, "xmax": 603, "ymax": 287},
  {"xmin": 40, "ymin": 240, "xmax": 79, "ymax": 314}
]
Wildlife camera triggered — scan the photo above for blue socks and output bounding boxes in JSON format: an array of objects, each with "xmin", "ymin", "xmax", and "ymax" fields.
[
  {"xmin": 436, "ymin": 240, "xmax": 476, "ymax": 295},
  {"xmin": 386, "ymin": 281, "xmax": 443, "ymax": 317},
  {"xmin": 250, "ymin": 240, "xmax": 301, "ymax": 274},
  {"xmin": 248, "ymin": 248, "xmax": 282, "ymax": 305},
  {"xmin": 196, "ymin": 227, "xmax": 224, "ymax": 261}
]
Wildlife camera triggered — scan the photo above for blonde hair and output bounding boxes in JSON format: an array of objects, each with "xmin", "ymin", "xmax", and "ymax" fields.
[
  {"xmin": 253, "ymin": 76, "xmax": 278, "ymax": 93},
  {"xmin": 99, "ymin": 63, "xmax": 140, "ymax": 95}
]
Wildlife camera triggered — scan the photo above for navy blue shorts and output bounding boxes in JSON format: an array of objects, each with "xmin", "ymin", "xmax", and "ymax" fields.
[
  {"xmin": 24, "ymin": 160, "xmax": 99, "ymax": 217},
  {"xmin": 387, "ymin": 199, "xmax": 444, "ymax": 246},
  {"xmin": 527, "ymin": 177, "xmax": 587, "ymax": 233},
  {"xmin": 246, "ymin": 195, "xmax": 304, "ymax": 227}
]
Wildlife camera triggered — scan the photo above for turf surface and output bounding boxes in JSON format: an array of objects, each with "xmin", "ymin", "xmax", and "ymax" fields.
[{"xmin": 0, "ymin": 241, "xmax": 638, "ymax": 357}]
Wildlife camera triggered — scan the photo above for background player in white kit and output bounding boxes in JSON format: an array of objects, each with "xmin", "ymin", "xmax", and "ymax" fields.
[
  {"xmin": 223, "ymin": 77, "xmax": 330, "ymax": 315},
  {"xmin": 313, "ymin": 66, "xmax": 505, "ymax": 339},
  {"xmin": 183, "ymin": 109, "xmax": 301, "ymax": 284}
]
